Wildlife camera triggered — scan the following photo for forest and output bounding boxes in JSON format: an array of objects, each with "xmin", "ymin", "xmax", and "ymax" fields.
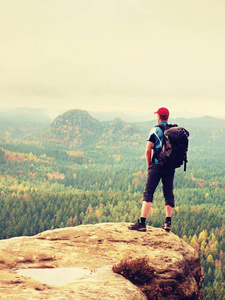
[{"xmin": 0, "ymin": 109, "xmax": 225, "ymax": 299}]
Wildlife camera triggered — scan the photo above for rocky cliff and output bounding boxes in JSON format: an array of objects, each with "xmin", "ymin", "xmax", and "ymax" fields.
[{"xmin": 0, "ymin": 223, "xmax": 203, "ymax": 300}]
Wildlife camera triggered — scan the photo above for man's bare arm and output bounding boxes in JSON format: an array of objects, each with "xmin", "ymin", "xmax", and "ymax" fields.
[{"xmin": 145, "ymin": 141, "xmax": 154, "ymax": 168}]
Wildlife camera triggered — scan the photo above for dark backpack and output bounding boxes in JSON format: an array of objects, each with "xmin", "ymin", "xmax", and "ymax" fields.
[{"xmin": 154, "ymin": 124, "xmax": 189, "ymax": 171}]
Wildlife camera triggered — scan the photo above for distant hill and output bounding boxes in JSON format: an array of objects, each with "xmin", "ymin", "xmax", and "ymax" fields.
[
  {"xmin": 38, "ymin": 109, "xmax": 140, "ymax": 148},
  {"xmin": 168, "ymin": 116, "xmax": 225, "ymax": 129},
  {"xmin": 49, "ymin": 109, "xmax": 102, "ymax": 147}
]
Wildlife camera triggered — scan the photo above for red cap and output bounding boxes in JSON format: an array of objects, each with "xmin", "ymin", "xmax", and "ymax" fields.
[{"xmin": 154, "ymin": 107, "xmax": 169, "ymax": 116}]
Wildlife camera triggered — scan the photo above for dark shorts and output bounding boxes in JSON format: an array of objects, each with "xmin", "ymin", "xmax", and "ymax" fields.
[{"xmin": 143, "ymin": 163, "xmax": 175, "ymax": 207}]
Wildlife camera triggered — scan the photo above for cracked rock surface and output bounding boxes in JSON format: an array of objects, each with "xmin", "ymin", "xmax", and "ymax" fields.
[{"xmin": 0, "ymin": 223, "xmax": 203, "ymax": 299}]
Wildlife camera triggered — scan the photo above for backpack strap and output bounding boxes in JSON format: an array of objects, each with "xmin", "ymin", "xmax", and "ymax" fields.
[
  {"xmin": 152, "ymin": 124, "xmax": 166, "ymax": 163},
  {"xmin": 154, "ymin": 125, "xmax": 165, "ymax": 148},
  {"xmin": 184, "ymin": 150, "xmax": 188, "ymax": 172}
]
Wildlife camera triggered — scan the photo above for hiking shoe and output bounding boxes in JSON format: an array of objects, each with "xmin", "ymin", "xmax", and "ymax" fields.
[
  {"xmin": 128, "ymin": 219, "xmax": 146, "ymax": 232},
  {"xmin": 162, "ymin": 221, "xmax": 171, "ymax": 232}
]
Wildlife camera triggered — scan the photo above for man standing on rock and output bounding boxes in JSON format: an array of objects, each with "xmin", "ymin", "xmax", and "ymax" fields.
[{"xmin": 128, "ymin": 107, "xmax": 175, "ymax": 232}]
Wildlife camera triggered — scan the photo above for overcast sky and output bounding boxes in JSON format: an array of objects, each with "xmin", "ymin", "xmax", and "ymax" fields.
[{"xmin": 1, "ymin": 0, "xmax": 225, "ymax": 120}]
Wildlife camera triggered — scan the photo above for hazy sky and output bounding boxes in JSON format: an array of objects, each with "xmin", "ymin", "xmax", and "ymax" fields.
[{"xmin": 1, "ymin": 0, "xmax": 225, "ymax": 120}]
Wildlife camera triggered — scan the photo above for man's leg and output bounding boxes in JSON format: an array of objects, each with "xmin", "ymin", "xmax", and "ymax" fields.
[
  {"xmin": 142, "ymin": 164, "xmax": 161, "ymax": 204},
  {"xmin": 162, "ymin": 168, "xmax": 175, "ymax": 232},
  {"xmin": 128, "ymin": 164, "xmax": 161, "ymax": 231},
  {"xmin": 162, "ymin": 168, "xmax": 175, "ymax": 209},
  {"xmin": 165, "ymin": 204, "xmax": 173, "ymax": 217},
  {"xmin": 141, "ymin": 201, "xmax": 152, "ymax": 218}
]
